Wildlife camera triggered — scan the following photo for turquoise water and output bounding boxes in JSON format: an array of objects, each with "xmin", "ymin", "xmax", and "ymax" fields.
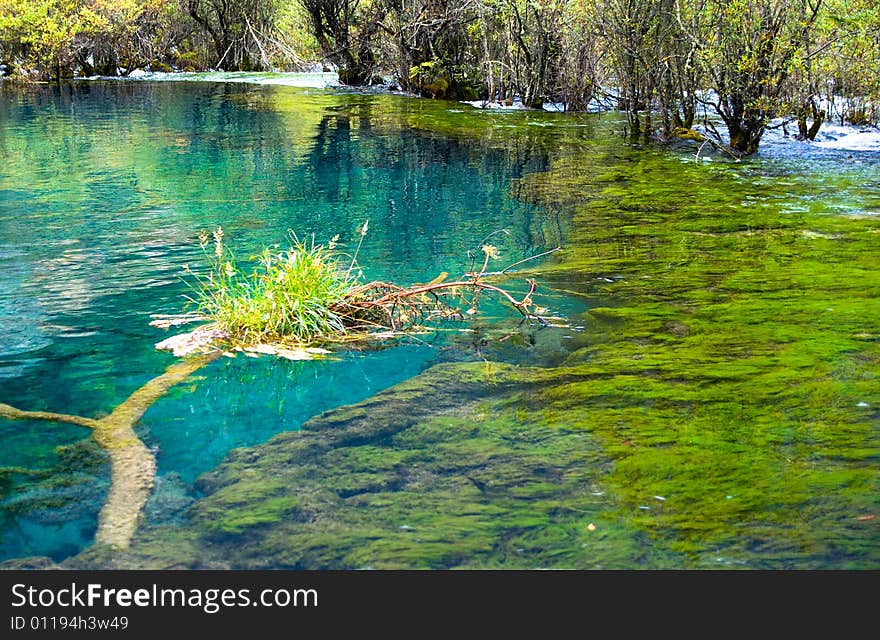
[
  {"xmin": 0, "ymin": 81, "xmax": 568, "ymax": 561},
  {"xmin": 2, "ymin": 80, "xmax": 879, "ymax": 568}
]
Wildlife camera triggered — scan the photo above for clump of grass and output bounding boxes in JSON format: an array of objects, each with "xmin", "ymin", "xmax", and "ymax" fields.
[
  {"xmin": 179, "ymin": 224, "xmax": 557, "ymax": 352},
  {"xmin": 187, "ymin": 226, "xmax": 361, "ymax": 345}
]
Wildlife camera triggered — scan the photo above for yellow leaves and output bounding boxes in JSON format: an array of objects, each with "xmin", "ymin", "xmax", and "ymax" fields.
[
  {"xmin": 0, "ymin": 0, "xmax": 158, "ymax": 75},
  {"xmin": 737, "ymin": 53, "xmax": 758, "ymax": 74},
  {"xmin": 78, "ymin": 7, "xmax": 110, "ymax": 33}
]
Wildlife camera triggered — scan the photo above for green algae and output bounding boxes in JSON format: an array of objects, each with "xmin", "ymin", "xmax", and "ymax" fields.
[
  {"xmin": 0, "ymin": 439, "xmax": 108, "ymax": 516},
  {"xmin": 67, "ymin": 363, "xmax": 678, "ymax": 569},
  {"xmin": 503, "ymin": 141, "xmax": 880, "ymax": 567},
  {"xmin": 197, "ymin": 493, "xmax": 301, "ymax": 535}
]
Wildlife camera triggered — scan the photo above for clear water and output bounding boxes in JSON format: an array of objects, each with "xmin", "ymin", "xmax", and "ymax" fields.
[
  {"xmin": 1, "ymin": 80, "xmax": 878, "ymax": 568},
  {"xmin": 0, "ymin": 81, "xmax": 565, "ymax": 561}
]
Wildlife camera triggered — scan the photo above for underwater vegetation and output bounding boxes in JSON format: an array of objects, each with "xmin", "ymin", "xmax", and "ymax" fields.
[{"xmin": 1, "ymin": 82, "xmax": 878, "ymax": 569}]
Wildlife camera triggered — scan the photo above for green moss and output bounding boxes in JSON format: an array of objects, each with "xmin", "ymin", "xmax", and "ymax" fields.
[
  {"xmin": 503, "ymin": 143, "xmax": 880, "ymax": 567},
  {"xmin": 0, "ymin": 438, "xmax": 109, "ymax": 518},
  {"xmin": 191, "ymin": 479, "xmax": 301, "ymax": 534},
  {"xmin": 671, "ymin": 128, "xmax": 705, "ymax": 142},
  {"xmin": 67, "ymin": 361, "xmax": 679, "ymax": 569},
  {"xmin": 58, "ymin": 108, "xmax": 880, "ymax": 570},
  {"xmin": 201, "ymin": 496, "xmax": 302, "ymax": 535}
]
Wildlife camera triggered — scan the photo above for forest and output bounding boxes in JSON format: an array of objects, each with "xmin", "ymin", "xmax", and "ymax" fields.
[{"xmin": 1, "ymin": 0, "xmax": 878, "ymax": 154}]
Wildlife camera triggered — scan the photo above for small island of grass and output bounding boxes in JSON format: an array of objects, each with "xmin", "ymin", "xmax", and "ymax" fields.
[{"xmin": 154, "ymin": 223, "xmax": 559, "ymax": 360}]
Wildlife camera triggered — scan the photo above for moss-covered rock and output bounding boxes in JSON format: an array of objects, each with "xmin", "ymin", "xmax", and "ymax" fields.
[
  {"xmin": 0, "ymin": 438, "xmax": 109, "ymax": 523},
  {"xmin": 0, "ymin": 556, "xmax": 61, "ymax": 570},
  {"xmin": 68, "ymin": 361, "xmax": 671, "ymax": 569}
]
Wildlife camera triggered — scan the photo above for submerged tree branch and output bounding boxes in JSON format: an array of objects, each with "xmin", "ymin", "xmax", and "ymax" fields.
[
  {"xmin": 0, "ymin": 352, "xmax": 220, "ymax": 549},
  {"xmin": 0, "ymin": 404, "xmax": 98, "ymax": 429}
]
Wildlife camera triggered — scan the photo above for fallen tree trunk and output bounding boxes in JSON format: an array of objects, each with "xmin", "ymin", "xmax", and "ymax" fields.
[{"xmin": 0, "ymin": 352, "xmax": 220, "ymax": 549}]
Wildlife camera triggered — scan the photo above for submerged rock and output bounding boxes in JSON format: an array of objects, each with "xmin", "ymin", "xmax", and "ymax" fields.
[
  {"xmin": 66, "ymin": 361, "xmax": 661, "ymax": 569},
  {"xmin": 0, "ymin": 556, "xmax": 61, "ymax": 570},
  {"xmin": 0, "ymin": 439, "xmax": 109, "ymax": 525},
  {"xmin": 143, "ymin": 472, "xmax": 196, "ymax": 526}
]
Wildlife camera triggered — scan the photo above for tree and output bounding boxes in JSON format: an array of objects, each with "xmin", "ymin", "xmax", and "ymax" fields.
[
  {"xmin": 296, "ymin": 0, "xmax": 387, "ymax": 85},
  {"xmin": 594, "ymin": 0, "xmax": 701, "ymax": 138},
  {"xmin": 549, "ymin": 0, "xmax": 603, "ymax": 112},
  {"xmin": 185, "ymin": 0, "xmax": 282, "ymax": 70},
  {"xmin": 383, "ymin": 0, "xmax": 481, "ymax": 99},
  {"xmin": 597, "ymin": 0, "xmax": 660, "ymax": 134},
  {"xmin": 815, "ymin": 0, "xmax": 880, "ymax": 126},
  {"xmin": 0, "ymin": 0, "xmax": 88, "ymax": 79},
  {"xmin": 697, "ymin": 0, "xmax": 824, "ymax": 155},
  {"xmin": 0, "ymin": 0, "xmax": 201, "ymax": 78},
  {"xmin": 80, "ymin": 0, "xmax": 191, "ymax": 75},
  {"xmin": 493, "ymin": 0, "xmax": 565, "ymax": 108}
]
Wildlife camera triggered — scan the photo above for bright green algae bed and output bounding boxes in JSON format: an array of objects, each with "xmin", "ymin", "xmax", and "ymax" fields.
[{"xmin": 2, "ymin": 80, "xmax": 879, "ymax": 569}]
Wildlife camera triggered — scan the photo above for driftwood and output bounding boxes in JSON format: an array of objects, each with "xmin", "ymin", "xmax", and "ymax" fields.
[
  {"xmin": 155, "ymin": 243, "xmax": 562, "ymax": 354},
  {"xmin": 337, "ymin": 277, "xmax": 540, "ymax": 331},
  {"xmin": 322, "ymin": 242, "xmax": 558, "ymax": 335}
]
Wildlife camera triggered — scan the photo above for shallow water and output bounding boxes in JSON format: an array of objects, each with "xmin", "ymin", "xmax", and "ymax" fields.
[
  {"xmin": 1, "ymin": 79, "xmax": 878, "ymax": 568},
  {"xmin": 0, "ymin": 81, "xmax": 567, "ymax": 560}
]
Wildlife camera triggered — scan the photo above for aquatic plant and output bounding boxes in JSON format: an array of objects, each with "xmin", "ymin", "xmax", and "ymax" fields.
[
  {"xmin": 173, "ymin": 224, "xmax": 557, "ymax": 354},
  {"xmin": 187, "ymin": 226, "xmax": 358, "ymax": 345}
]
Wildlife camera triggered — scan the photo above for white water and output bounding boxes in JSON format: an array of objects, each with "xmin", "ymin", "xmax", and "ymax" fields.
[
  {"xmin": 83, "ymin": 70, "xmax": 340, "ymax": 89},
  {"xmin": 809, "ymin": 123, "xmax": 880, "ymax": 152},
  {"xmin": 461, "ymin": 97, "xmax": 604, "ymax": 113},
  {"xmin": 759, "ymin": 120, "xmax": 880, "ymax": 153}
]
